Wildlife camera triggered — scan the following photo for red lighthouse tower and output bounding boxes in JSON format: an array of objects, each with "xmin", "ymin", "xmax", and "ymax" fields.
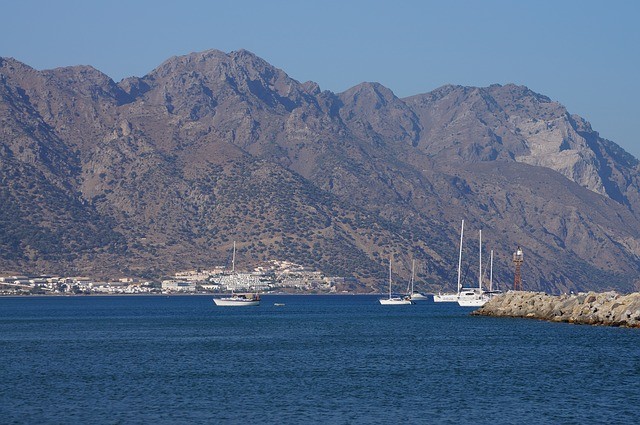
[{"xmin": 512, "ymin": 246, "xmax": 524, "ymax": 291}]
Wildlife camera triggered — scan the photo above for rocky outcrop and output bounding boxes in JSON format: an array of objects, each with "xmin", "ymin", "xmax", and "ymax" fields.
[{"xmin": 472, "ymin": 291, "xmax": 640, "ymax": 327}]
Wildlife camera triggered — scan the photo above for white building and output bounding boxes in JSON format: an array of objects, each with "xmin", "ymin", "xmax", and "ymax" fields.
[
  {"xmin": 161, "ymin": 280, "xmax": 197, "ymax": 292},
  {"xmin": 213, "ymin": 273, "xmax": 270, "ymax": 291}
]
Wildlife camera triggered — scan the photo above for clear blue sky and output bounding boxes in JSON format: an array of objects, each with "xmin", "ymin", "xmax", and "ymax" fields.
[{"xmin": 1, "ymin": 0, "xmax": 639, "ymax": 158}]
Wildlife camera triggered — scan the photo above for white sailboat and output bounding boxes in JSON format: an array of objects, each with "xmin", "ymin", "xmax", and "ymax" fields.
[
  {"xmin": 483, "ymin": 249, "xmax": 503, "ymax": 299},
  {"xmin": 213, "ymin": 293, "xmax": 260, "ymax": 306},
  {"xmin": 434, "ymin": 220, "xmax": 465, "ymax": 303},
  {"xmin": 457, "ymin": 230, "xmax": 490, "ymax": 307},
  {"xmin": 213, "ymin": 241, "xmax": 261, "ymax": 307},
  {"xmin": 379, "ymin": 259, "xmax": 412, "ymax": 305},
  {"xmin": 408, "ymin": 259, "xmax": 428, "ymax": 301}
]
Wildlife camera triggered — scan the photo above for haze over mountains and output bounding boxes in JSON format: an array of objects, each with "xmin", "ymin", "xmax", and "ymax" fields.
[{"xmin": 2, "ymin": 49, "xmax": 640, "ymax": 293}]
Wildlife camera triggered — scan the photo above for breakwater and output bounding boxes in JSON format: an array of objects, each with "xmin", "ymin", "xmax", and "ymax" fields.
[{"xmin": 472, "ymin": 291, "xmax": 640, "ymax": 327}]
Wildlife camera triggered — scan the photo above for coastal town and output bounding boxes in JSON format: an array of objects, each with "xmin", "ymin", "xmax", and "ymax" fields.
[{"xmin": 0, "ymin": 259, "xmax": 351, "ymax": 296}]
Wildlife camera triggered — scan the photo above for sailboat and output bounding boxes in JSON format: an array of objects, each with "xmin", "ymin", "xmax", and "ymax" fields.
[
  {"xmin": 408, "ymin": 259, "xmax": 428, "ymax": 301},
  {"xmin": 213, "ymin": 241, "xmax": 260, "ymax": 306},
  {"xmin": 434, "ymin": 220, "xmax": 465, "ymax": 303},
  {"xmin": 213, "ymin": 292, "xmax": 260, "ymax": 306},
  {"xmin": 457, "ymin": 230, "xmax": 490, "ymax": 307},
  {"xmin": 379, "ymin": 259, "xmax": 412, "ymax": 305},
  {"xmin": 483, "ymin": 249, "xmax": 503, "ymax": 299}
]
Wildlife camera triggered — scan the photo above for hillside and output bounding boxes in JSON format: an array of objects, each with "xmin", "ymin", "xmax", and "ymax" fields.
[{"xmin": 1, "ymin": 50, "xmax": 640, "ymax": 293}]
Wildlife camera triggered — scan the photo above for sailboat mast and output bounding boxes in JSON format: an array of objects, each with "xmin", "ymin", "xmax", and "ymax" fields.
[
  {"xmin": 478, "ymin": 230, "xmax": 482, "ymax": 291},
  {"xmin": 232, "ymin": 241, "xmax": 236, "ymax": 273},
  {"xmin": 490, "ymin": 249, "xmax": 494, "ymax": 292},
  {"xmin": 411, "ymin": 259, "xmax": 415, "ymax": 294},
  {"xmin": 457, "ymin": 220, "xmax": 464, "ymax": 294},
  {"xmin": 388, "ymin": 259, "xmax": 392, "ymax": 298}
]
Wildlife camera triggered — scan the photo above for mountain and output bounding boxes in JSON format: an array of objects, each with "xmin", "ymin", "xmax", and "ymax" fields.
[{"xmin": 1, "ymin": 50, "xmax": 640, "ymax": 293}]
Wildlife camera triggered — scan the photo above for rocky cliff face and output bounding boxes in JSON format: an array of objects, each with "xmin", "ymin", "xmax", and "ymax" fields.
[
  {"xmin": 405, "ymin": 84, "xmax": 640, "ymax": 205},
  {"xmin": 1, "ymin": 49, "xmax": 640, "ymax": 292}
]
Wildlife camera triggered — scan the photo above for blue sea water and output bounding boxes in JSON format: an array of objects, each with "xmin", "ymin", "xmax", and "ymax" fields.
[{"xmin": 1, "ymin": 295, "xmax": 639, "ymax": 424}]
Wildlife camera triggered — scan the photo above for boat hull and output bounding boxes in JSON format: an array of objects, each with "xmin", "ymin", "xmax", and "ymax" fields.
[
  {"xmin": 213, "ymin": 298, "xmax": 260, "ymax": 306},
  {"xmin": 457, "ymin": 297, "xmax": 488, "ymax": 307},
  {"xmin": 410, "ymin": 293, "xmax": 429, "ymax": 301},
  {"xmin": 379, "ymin": 298, "xmax": 412, "ymax": 305},
  {"xmin": 433, "ymin": 293, "xmax": 458, "ymax": 303},
  {"xmin": 458, "ymin": 299, "xmax": 488, "ymax": 307}
]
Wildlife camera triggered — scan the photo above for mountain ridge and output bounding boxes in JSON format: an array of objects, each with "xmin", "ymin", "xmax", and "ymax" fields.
[{"xmin": 2, "ymin": 49, "xmax": 640, "ymax": 293}]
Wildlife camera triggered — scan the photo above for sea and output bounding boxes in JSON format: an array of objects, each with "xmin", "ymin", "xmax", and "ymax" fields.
[{"xmin": 1, "ymin": 295, "xmax": 639, "ymax": 424}]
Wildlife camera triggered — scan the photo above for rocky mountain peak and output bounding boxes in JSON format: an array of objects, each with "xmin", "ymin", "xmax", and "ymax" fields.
[
  {"xmin": 301, "ymin": 81, "xmax": 321, "ymax": 96},
  {"xmin": 44, "ymin": 65, "xmax": 127, "ymax": 104},
  {"xmin": 0, "ymin": 57, "xmax": 35, "ymax": 74},
  {"xmin": 340, "ymin": 82, "xmax": 397, "ymax": 107},
  {"xmin": 338, "ymin": 82, "xmax": 421, "ymax": 146},
  {"xmin": 134, "ymin": 49, "xmax": 311, "ymax": 118},
  {"xmin": 0, "ymin": 57, "xmax": 43, "ymax": 90}
]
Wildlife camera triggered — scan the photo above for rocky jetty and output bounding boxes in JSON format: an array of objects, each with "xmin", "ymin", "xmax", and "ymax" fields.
[{"xmin": 472, "ymin": 291, "xmax": 640, "ymax": 327}]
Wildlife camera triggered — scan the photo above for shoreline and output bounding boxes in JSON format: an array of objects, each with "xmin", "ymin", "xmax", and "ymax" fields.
[{"xmin": 0, "ymin": 292, "xmax": 382, "ymax": 298}]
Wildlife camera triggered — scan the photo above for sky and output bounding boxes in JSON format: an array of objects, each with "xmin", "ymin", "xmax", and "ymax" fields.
[{"xmin": 1, "ymin": 0, "xmax": 639, "ymax": 157}]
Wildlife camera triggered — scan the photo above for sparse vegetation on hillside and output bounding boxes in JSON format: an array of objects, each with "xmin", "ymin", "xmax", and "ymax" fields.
[{"xmin": 2, "ymin": 51, "xmax": 640, "ymax": 292}]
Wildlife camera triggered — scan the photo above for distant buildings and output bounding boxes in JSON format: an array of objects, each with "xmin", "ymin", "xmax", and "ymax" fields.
[
  {"xmin": 0, "ymin": 259, "xmax": 349, "ymax": 295},
  {"xmin": 160, "ymin": 280, "xmax": 197, "ymax": 292},
  {"xmin": 0, "ymin": 275, "xmax": 157, "ymax": 295}
]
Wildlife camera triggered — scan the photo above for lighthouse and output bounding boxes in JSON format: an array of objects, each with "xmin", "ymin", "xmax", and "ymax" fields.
[{"xmin": 513, "ymin": 246, "xmax": 524, "ymax": 291}]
